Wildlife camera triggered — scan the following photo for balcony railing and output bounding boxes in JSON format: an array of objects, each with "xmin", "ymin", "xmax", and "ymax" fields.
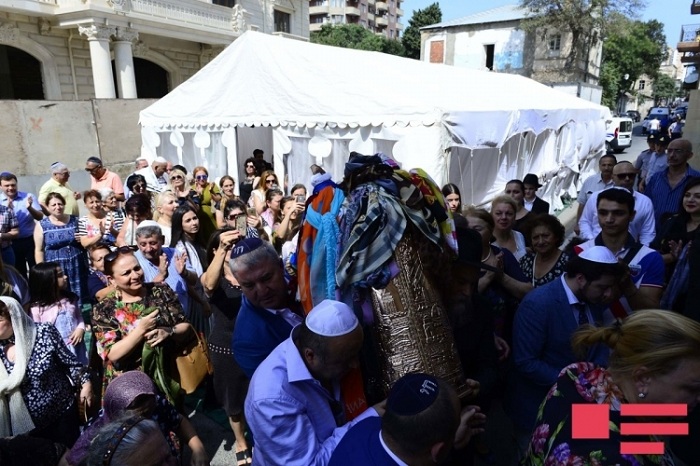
[{"xmin": 680, "ymin": 23, "xmax": 700, "ymax": 42}]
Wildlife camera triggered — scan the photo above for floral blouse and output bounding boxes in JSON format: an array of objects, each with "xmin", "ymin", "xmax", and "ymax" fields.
[
  {"xmin": 92, "ymin": 283, "xmax": 186, "ymax": 386},
  {"xmin": 0, "ymin": 324, "xmax": 89, "ymax": 430},
  {"xmin": 519, "ymin": 251, "xmax": 571, "ymax": 287},
  {"xmin": 523, "ymin": 362, "xmax": 675, "ymax": 466}
]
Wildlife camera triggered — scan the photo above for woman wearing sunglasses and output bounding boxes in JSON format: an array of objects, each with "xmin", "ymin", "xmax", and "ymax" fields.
[
  {"xmin": 219, "ymin": 199, "xmax": 261, "ymax": 236},
  {"xmin": 248, "ymin": 170, "xmax": 278, "ymax": 216},
  {"xmin": 192, "ymin": 166, "xmax": 220, "ymax": 245},
  {"xmin": 91, "ymin": 246, "xmax": 189, "ymax": 399},
  {"xmin": 166, "ymin": 168, "xmax": 200, "ymax": 210},
  {"xmin": 239, "ymin": 158, "xmax": 258, "ymax": 205}
]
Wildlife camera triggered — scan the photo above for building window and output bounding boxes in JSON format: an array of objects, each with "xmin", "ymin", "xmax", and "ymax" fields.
[
  {"xmin": 212, "ymin": 0, "xmax": 236, "ymax": 7},
  {"xmin": 0, "ymin": 45, "xmax": 45, "ymax": 99},
  {"xmin": 484, "ymin": 44, "xmax": 495, "ymax": 70},
  {"xmin": 548, "ymin": 34, "xmax": 561, "ymax": 52},
  {"xmin": 274, "ymin": 10, "xmax": 291, "ymax": 33},
  {"xmin": 638, "ymin": 80, "xmax": 645, "ymax": 90}
]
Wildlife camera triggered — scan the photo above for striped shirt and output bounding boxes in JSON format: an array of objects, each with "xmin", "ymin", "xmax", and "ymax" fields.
[{"xmin": 645, "ymin": 165, "xmax": 700, "ymax": 224}]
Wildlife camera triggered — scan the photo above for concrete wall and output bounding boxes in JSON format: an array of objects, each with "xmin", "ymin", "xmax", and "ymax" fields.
[
  {"xmin": 0, "ymin": 99, "xmax": 156, "ymax": 196},
  {"xmin": 683, "ymin": 89, "xmax": 700, "ymax": 171}
]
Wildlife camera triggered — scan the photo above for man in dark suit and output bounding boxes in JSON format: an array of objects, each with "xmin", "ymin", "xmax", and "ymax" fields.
[
  {"xmin": 505, "ymin": 246, "xmax": 625, "ymax": 459},
  {"xmin": 523, "ymin": 173, "xmax": 550, "ymax": 214}
]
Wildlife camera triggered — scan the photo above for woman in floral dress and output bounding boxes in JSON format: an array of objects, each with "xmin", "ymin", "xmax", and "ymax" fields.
[
  {"xmin": 33, "ymin": 192, "xmax": 89, "ymax": 307},
  {"xmin": 91, "ymin": 248, "xmax": 190, "ymax": 400},
  {"xmin": 522, "ymin": 309, "xmax": 700, "ymax": 466}
]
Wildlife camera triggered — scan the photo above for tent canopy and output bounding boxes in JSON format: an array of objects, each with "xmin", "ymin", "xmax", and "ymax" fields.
[{"xmin": 139, "ymin": 31, "xmax": 609, "ymax": 149}]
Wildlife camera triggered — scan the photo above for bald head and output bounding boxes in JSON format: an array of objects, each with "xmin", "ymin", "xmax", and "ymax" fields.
[
  {"xmin": 667, "ymin": 138, "xmax": 694, "ymax": 169},
  {"xmin": 612, "ymin": 161, "xmax": 637, "ymax": 190}
]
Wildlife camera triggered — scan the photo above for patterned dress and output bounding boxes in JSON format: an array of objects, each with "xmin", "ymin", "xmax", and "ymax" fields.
[
  {"xmin": 519, "ymin": 251, "xmax": 571, "ymax": 287},
  {"xmin": 92, "ymin": 283, "xmax": 186, "ymax": 393},
  {"xmin": 522, "ymin": 362, "xmax": 675, "ymax": 466},
  {"xmin": 40, "ymin": 216, "xmax": 89, "ymax": 306}
]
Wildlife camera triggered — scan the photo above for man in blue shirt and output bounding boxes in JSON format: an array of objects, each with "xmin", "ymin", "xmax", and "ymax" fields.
[
  {"xmin": 645, "ymin": 138, "xmax": 700, "ymax": 225},
  {"xmin": 245, "ymin": 299, "xmax": 377, "ymax": 466},
  {"xmin": 0, "ymin": 172, "xmax": 43, "ymax": 277}
]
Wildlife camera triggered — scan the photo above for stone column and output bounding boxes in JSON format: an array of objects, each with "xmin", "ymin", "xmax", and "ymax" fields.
[
  {"xmin": 113, "ymin": 27, "xmax": 139, "ymax": 99},
  {"xmin": 78, "ymin": 24, "xmax": 117, "ymax": 99}
]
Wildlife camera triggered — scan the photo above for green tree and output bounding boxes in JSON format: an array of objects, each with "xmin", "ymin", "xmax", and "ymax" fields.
[
  {"xmin": 402, "ymin": 2, "xmax": 442, "ymax": 59},
  {"xmin": 310, "ymin": 24, "xmax": 404, "ymax": 56},
  {"xmin": 652, "ymin": 73, "xmax": 679, "ymax": 105},
  {"xmin": 599, "ymin": 17, "xmax": 668, "ymax": 108},
  {"xmin": 519, "ymin": 0, "xmax": 646, "ymax": 77}
]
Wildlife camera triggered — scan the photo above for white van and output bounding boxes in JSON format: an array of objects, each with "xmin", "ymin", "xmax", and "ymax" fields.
[{"xmin": 606, "ymin": 117, "xmax": 634, "ymax": 153}]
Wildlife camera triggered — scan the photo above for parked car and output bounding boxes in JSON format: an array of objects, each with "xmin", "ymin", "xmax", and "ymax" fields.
[
  {"xmin": 626, "ymin": 110, "xmax": 641, "ymax": 122},
  {"xmin": 606, "ymin": 117, "xmax": 634, "ymax": 153},
  {"xmin": 673, "ymin": 105, "xmax": 688, "ymax": 120}
]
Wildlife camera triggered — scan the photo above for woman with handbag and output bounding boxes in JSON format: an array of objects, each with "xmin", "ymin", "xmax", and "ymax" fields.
[
  {"xmin": 91, "ymin": 247, "xmax": 190, "ymax": 402},
  {"xmin": 201, "ymin": 228, "xmax": 252, "ymax": 465}
]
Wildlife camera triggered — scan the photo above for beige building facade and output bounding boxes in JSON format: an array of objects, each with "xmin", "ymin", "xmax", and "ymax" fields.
[{"xmin": 308, "ymin": 0, "xmax": 403, "ymax": 39}]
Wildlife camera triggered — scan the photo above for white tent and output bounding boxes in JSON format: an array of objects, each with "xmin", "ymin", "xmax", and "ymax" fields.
[{"xmin": 139, "ymin": 31, "xmax": 610, "ymax": 208}]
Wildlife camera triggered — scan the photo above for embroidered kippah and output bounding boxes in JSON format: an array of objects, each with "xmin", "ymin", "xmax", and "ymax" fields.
[
  {"xmin": 386, "ymin": 373, "xmax": 440, "ymax": 416},
  {"xmin": 231, "ymin": 237, "xmax": 264, "ymax": 259},
  {"xmin": 306, "ymin": 300, "xmax": 358, "ymax": 337}
]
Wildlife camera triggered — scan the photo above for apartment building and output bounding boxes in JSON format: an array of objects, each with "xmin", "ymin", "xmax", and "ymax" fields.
[
  {"xmin": 0, "ymin": 0, "xmax": 309, "ymax": 100},
  {"xmin": 309, "ymin": 0, "xmax": 403, "ymax": 39}
]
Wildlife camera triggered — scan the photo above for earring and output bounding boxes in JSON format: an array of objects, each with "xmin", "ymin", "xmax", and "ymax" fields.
[{"xmin": 638, "ymin": 392, "xmax": 646, "ymax": 399}]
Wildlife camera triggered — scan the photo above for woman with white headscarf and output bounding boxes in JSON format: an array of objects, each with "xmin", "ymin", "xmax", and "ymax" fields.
[{"xmin": 0, "ymin": 296, "xmax": 92, "ymax": 447}]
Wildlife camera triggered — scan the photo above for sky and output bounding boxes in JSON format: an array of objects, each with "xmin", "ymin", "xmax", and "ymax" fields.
[{"xmin": 400, "ymin": 0, "xmax": 694, "ymax": 47}]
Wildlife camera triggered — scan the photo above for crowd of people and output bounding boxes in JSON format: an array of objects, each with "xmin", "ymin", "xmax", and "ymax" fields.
[{"xmin": 0, "ymin": 140, "xmax": 699, "ymax": 466}]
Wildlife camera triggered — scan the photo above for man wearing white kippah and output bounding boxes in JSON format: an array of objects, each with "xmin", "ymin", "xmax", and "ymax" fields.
[
  {"xmin": 38, "ymin": 162, "xmax": 81, "ymax": 216},
  {"xmin": 506, "ymin": 247, "xmax": 626, "ymax": 460},
  {"xmin": 245, "ymin": 299, "xmax": 381, "ymax": 466}
]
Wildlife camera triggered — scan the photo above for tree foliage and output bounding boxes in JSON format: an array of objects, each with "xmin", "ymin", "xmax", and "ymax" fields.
[
  {"xmin": 402, "ymin": 2, "xmax": 442, "ymax": 59},
  {"xmin": 519, "ymin": 0, "xmax": 646, "ymax": 74},
  {"xmin": 599, "ymin": 16, "xmax": 668, "ymax": 108},
  {"xmin": 310, "ymin": 24, "xmax": 404, "ymax": 56},
  {"xmin": 652, "ymin": 73, "xmax": 679, "ymax": 105}
]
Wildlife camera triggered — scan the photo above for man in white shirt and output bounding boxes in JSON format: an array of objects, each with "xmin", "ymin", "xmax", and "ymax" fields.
[
  {"xmin": 575, "ymin": 154, "xmax": 616, "ymax": 234},
  {"xmin": 578, "ymin": 162, "xmax": 656, "ymax": 245}
]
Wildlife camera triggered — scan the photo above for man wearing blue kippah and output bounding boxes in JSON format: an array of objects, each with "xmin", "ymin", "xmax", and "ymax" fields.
[
  {"xmin": 230, "ymin": 237, "xmax": 303, "ymax": 378},
  {"xmin": 245, "ymin": 299, "xmax": 381, "ymax": 466},
  {"xmin": 329, "ymin": 373, "xmax": 484, "ymax": 466}
]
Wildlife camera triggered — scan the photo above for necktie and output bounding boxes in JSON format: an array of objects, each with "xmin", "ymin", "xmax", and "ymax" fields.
[{"xmin": 574, "ymin": 303, "xmax": 589, "ymax": 326}]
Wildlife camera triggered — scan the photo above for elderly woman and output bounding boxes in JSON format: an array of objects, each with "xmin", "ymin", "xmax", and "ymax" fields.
[
  {"xmin": 491, "ymin": 194, "xmax": 527, "ymax": 261},
  {"xmin": 98, "ymin": 187, "xmax": 125, "ymax": 233},
  {"xmin": 91, "ymin": 248, "xmax": 189, "ymax": 400},
  {"xmin": 78, "ymin": 190, "xmax": 118, "ymax": 248},
  {"xmin": 523, "ymin": 310, "xmax": 700, "ymax": 465},
  {"xmin": 34, "ymin": 192, "xmax": 89, "ymax": 306},
  {"xmin": 248, "ymin": 170, "xmax": 278, "ymax": 215},
  {"xmin": 201, "ymin": 229, "xmax": 252, "ymax": 464},
  {"xmin": 518, "ymin": 214, "xmax": 570, "ymax": 287},
  {"xmin": 65, "ymin": 371, "xmax": 208, "ymax": 466},
  {"xmin": 0, "ymin": 297, "xmax": 92, "ymax": 446}
]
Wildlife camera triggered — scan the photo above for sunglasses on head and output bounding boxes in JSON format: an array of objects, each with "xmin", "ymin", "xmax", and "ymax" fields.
[
  {"xmin": 196, "ymin": 175, "xmax": 208, "ymax": 180},
  {"xmin": 170, "ymin": 175, "xmax": 183, "ymax": 181},
  {"xmin": 104, "ymin": 245, "xmax": 138, "ymax": 264}
]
